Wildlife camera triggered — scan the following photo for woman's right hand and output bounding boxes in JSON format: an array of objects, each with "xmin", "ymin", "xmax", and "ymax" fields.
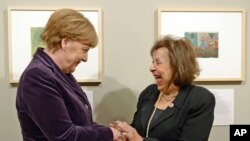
[{"xmin": 111, "ymin": 121, "xmax": 143, "ymax": 141}]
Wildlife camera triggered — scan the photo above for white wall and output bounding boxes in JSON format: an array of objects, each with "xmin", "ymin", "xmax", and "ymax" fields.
[{"xmin": 0, "ymin": 0, "xmax": 249, "ymax": 140}]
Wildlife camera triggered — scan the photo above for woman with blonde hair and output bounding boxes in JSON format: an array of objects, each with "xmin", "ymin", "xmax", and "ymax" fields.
[{"xmin": 16, "ymin": 8, "xmax": 121, "ymax": 141}]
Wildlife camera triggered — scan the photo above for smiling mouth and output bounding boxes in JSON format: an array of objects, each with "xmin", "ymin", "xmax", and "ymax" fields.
[
  {"xmin": 153, "ymin": 74, "xmax": 162, "ymax": 83},
  {"xmin": 154, "ymin": 74, "xmax": 161, "ymax": 79}
]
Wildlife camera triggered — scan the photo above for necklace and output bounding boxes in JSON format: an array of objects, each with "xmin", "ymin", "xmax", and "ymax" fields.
[
  {"xmin": 146, "ymin": 107, "xmax": 157, "ymax": 137},
  {"xmin": 145, "ymin": 92, "xmax": 177, "ymax": 137}
]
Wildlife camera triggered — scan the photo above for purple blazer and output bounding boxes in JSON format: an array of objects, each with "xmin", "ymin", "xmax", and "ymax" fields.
[{"xmin": 16, "ymin": 48, "xmax": 112, "ymax": 141}]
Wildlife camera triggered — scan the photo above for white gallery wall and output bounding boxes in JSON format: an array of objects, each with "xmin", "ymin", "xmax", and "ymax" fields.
[{"xmin": 0, "ymin": 0, "xmax": 249, "ymax": 141}]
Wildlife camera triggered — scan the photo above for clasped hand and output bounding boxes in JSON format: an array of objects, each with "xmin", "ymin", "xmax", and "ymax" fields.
[{"xmin": 110, "ymin": 120, "xmax": 143, "ymax": 141}]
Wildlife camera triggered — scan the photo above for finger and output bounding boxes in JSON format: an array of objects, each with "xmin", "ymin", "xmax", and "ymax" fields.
[
  {"xmin": 109, "ymin": 123, "xmax": 115, "ymax": 127},
  {"xmin": 122, "ymin": 121, "xmax": 128, "ymax": 124},
  {"xmin": 114, "ymin": 120, "xmax": 121, "ymax": 124},
  {"xmin": 122, "ymin": 131, "xmax": 132, "ymax": 140},
  {"xmin": 119, "ymin": 135, "xmax": 127, "ymax": 141},
  {"xmin": 113, "ymin": 122, "xmax": 126, "ymax": 131}
]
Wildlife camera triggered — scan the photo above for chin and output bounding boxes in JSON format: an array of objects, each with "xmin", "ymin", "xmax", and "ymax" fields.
[
  {"xmin": 157, "ymin": 85, "xmax": 164, "ymax": 91},
  {"xmin": 69, "ymin": 65, "xmax": 77, "ymax": 72},
  {"xmin": 70, "ymin": 69, "xmax": 76, "ymax": 73}
]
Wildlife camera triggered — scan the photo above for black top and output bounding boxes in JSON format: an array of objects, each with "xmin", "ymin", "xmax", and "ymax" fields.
[
  {"xmin": 150, "ymin": 108, "xmax": 164, "ymax": 127},
  {"xmin": 132, "ymin": 84, "xmax": 215, "ymax": 141}
]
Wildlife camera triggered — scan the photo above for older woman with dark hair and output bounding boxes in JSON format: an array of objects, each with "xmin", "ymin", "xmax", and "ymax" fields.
[
  {"xmin": 16, "ymin": 8, "xmax": 121, "ymax": 141},
  {"xmin": 112, "ymin": 35, "xmax": 215, "ymax": 141}
]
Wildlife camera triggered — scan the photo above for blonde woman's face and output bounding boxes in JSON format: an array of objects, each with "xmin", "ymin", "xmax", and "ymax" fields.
[
  {"xmin": 150, "ymin": 47, "xmax": 173, "ymax": 91},
  {"xmin": 62, "ymin": 39, "xmax": 90, "ymax": 73}
]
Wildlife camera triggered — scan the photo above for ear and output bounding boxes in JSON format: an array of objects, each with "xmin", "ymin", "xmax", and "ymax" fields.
[{"xmin": 61, "ymin": 38, "xmax": 68, "ymax": 50}]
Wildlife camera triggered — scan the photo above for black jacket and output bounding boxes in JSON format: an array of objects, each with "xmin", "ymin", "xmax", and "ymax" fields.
[{"xmin": 131, "ymin": 84, "xmax": 215, "ymax": 141}]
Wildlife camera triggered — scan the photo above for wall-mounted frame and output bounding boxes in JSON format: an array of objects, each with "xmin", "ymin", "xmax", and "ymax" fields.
[
  {"xmin": 158, "ymin": 9, "xmax": 246, "ymax": 81},
  {"xmin": 8, "ymin": 7, "xmax": 103, "ymax": 85}
]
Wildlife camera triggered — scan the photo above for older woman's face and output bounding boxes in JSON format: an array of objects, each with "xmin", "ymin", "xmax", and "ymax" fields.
[
  {"xmin": 62, "ymin": 39, "xmax": 90, "ymax": 73},
  {"xmin": 150, "ymin": 47, "xmax": 173, "ymax": 91}
]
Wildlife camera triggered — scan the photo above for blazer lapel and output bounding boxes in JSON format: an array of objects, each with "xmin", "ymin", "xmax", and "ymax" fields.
[
  {"xmin": 149, "ymin": 85, "xmax": 193, "ymax": 129},
  {"xmin": 149, "ymin": 106, "xmax": 175, "ymax": 129},
  {"xmin": 60, "ymin": 73, "xmax": 90, "ymax": 106},
  {"xmin": 141, "ymin": 88, "xmax": 159, "ymax": 130},
  {"xmin": 141, "ymin": 99, "xmax": 156, "ymax": 129},
  {"xmin": 55, "ymin": 70, "xmax": 92, "ymax": 111},
  {"xmin": 37, "ymin": 49, "xmax": 89, "ymax": 104}
]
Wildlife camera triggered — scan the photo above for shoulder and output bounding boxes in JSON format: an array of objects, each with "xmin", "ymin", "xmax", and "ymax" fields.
[
  {"xmin": 134, "ymin": 84, "xmax": 159, "ymax": 110},
  {"xmin": 137, "ymin": 84, "xmax": 158, "ymax": 100},
  {"xmin": 19, "ymin": 61, "xmax": 55, "ymax": 86},
  {"xmin": 187, "ymin": 85, "xmax": 215, "ymax": 107},
  {"xmin": 191, "ymin": 85, "xmax": 215, "ymax": 99},
  {"xmin": 141, "ymin": 84, "xmax": 158, "ymax": 95}
]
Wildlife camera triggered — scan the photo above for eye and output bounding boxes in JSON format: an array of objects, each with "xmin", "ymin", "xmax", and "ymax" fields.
[
  {"xmin": 152, "ymin": 59, "xmax": 162, "ymax": 66},
  {"xmin": 81, "ymin": 48, "xmax": 89, "ymax": 53},
  {"xmin": 155, "ymin": 59, "xmax": 163, "ymax": 65}
]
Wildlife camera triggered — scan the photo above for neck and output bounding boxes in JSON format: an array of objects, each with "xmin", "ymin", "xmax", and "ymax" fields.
[
  {"xmin": 44, "ymin": 48, "xmax": 65, "ymax": 72},
  {"xmin": 161, "ymin": 85, "xmax": 180, "ymax": 96},
  {"xmin": 155, "ymin": 89, "xmax": 179, "ymax": 109},
  {"xmin": 160, "ymin": 91, "xmax": 178, "ymax": 102}
]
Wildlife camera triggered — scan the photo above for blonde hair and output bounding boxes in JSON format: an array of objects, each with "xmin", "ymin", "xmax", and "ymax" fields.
[{"xmin": 41, "ymin": 8, "xmax": 98, "ymax": 52}]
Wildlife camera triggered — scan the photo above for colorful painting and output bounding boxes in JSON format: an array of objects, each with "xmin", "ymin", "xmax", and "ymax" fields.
[
  {"xmin": 185, "ymin": 32, "xmax": 218, "ymax": 58},
  {"xmin": 31, "ymin": 27, "xmax": 45, "ymax": 55}
]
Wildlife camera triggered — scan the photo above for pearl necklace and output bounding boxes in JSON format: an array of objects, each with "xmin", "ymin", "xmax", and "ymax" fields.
[
  {"xmin": 146, "ymin": 106, "xmax": 157, "ymax": 137},
  {"xmin": 145, "ymin": 92, "xmax": 177, "ymax": 137}
]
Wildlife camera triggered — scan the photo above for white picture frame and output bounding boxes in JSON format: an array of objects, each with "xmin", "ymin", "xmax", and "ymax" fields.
[
  {"xmin": 158, "ymin": 9, "xmax": 246, "ymax": 81},
  {"xmin": 8, "ymin": 7, "xmax": 103, "ymax": 85}
]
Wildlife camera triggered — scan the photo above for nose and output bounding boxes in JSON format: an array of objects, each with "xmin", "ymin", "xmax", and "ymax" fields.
[
  {"xmin": 150, "ymin": 63, "xmax": 156, "ymax": 72},
  {"xmin": 82, "ymin": 53, "xmax": 88, "ymax": 62}
]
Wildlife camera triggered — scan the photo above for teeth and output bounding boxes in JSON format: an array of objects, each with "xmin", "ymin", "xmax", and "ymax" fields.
[
  {"xmin": 153, "ymin": 74, "xmax": 161, "ymax": 79},
  {"xmin": 155, "ymin": 76, "xmax": 161, "ymax": 79}
]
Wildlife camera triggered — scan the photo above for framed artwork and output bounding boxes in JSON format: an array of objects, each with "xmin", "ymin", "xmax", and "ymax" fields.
[
  {"xmin": 158, "ymin": 9, "xmax": 246, "ymax": 81},
  {"xmin": 8, "ymin": 7, "xmax": 103, "ymax": 85}
]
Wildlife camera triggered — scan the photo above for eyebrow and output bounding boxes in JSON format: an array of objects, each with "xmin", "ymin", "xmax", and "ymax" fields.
[{"xmin": 82, "ymin": 47, "xmax": 90, "ymax": 51}]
